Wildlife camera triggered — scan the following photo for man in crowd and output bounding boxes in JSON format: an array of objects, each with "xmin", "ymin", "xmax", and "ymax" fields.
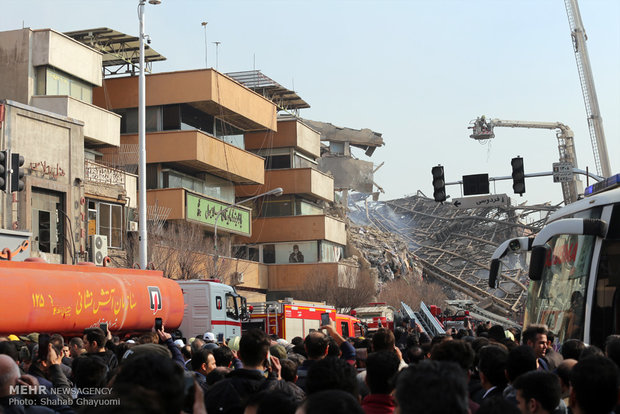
[
  {"xmin": 569, "ymin": 355, "xmax": 618, "ymax": 414},
  {"xmin": 296, "ymin": 331, "xmax": 329, "ymax": 391},
  {"xmin": 204, "ymin": 329, "xmax": 287, "ymax": 414},
  {"xmin": 395, "ymin": 360, "xmax": 469, "ymax": 414},
  {"xmin": 361, "ymin": 351, "xmax": 400, "ymax": 414},
  {"xmin": 522, "ymin": 325, "xmax": 548, "ymax": 370},
  {"xmin": 513, "ymin": 371, "xmax": 561, "ymax": 414}
]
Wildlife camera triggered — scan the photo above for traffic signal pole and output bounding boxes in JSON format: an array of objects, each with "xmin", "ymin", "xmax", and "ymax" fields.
[{"xmin": 444, "ymin": 168, "xmax": 602, "ymax": 189}]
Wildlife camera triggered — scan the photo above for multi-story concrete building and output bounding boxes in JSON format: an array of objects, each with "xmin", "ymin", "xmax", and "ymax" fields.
[
  {"xmin": 238, "ymin": 115, "xmax": 355, "ymax": 299},
  {"xmin": 91, "ymin": 68, "xmax": 278, "ymax": 300},
  {"xmin": 0, "ymin": 28, "xmax": 129, "ymax": 264}
]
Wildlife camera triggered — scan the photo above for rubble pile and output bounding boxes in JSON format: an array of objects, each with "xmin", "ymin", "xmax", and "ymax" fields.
[
  {"xmin": 346, "ymin": 223, "xmax": 423, "ymax": 283},
  {"xmin": 345, "ymin": 193, "xmax": 558, "ymax": 319}
]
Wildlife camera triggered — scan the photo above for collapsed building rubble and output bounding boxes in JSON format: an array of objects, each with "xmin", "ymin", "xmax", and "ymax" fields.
[{"xmin": 345, "ymin": 192, "xmax": 559, "ymax": 321}]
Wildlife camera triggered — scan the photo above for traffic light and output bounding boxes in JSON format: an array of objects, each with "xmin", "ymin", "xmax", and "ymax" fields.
[
  {"xmin": 511, "ymin": 156, "xmax": 525, "ymax": 195},
  {"xmin": 431, "ymin": 165, "xmax": 446, "ymax": 202},
  {"xmin": 0, "ymin": 151, "xmax": 7, "ymax": 192},
  {"xmin": 11, "ymin": 153, "xmax": 25, "ymax": 192}
]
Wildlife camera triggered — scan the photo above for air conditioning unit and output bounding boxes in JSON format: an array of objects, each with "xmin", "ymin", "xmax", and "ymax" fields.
[
  {"xmin": 127, "ymin": 221, "xmax": 138, "ymax": 232},
  {"xmin": 90, "ymin": 235, "xmax": 108, "ymax": 266},
  {"xmin": 231, "ymin": 271, "xmax": 244, "ymax": 285}
]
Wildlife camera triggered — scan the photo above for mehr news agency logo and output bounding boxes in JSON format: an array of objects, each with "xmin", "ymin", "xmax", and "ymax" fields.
[{"xmin": 9, "ymin": 385, "xmax": 119, "ymax": 407}]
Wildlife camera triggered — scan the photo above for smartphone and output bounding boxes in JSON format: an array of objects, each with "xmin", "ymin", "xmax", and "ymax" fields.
[
  {"xmin": 320, "ymin": 312, "xmax": 330, "ymax": 326},
  {"xmin": 154, "ymin": 317, "xmax": 163, "ymax": 331},
  {"xmin": 38, "ymin": 333, "xmax": 50, "ymax": 361},
  {"xmin": 99, "ymin": 323, "xmax": 108, "ymax": 334}
]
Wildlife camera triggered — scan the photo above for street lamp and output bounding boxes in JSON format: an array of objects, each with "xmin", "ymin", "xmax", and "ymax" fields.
[
  {"xmin": 212, "ymin": 187, "xmax": 283, "ymax": 275},
  {"xmin": 138, "ymin": 0, "xmax": 160, "ymax": 269},
  {"xmin": 201, "ymin": 22, "xmax": 208, "ymax": 68}
]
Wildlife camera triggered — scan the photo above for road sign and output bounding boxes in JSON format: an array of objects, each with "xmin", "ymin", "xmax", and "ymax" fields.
[
  {"xmin": 552, "ymin": 162, "xmax": 573, "ymax": 183},
  {"xmin": 452, "ymin": 194, "xmax": 510, "ymax": 209}
]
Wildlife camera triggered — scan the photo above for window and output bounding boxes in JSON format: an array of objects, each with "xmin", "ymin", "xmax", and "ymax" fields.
[
  {"xmin": 341, "ymin": 322, "xmax": 349, "ymax": 336},
  {"xmin": 260, "ymin": 196, "xmax": 322, "ymax": 218},
  {"xmin": 88, "ymin": 200, "xmax": 123, "ymax": 249},
  {"xmin": 31, "ymin": 188, "xmax": 65, "ymax": 259},
  {"xmin": 226, "ymin": 293, "xmax": 239, "ymax": 320},
  {"xmin": 216, "ymin": 296, "xmax": 223, "ymax": 310},
  {"xmin": 264, "ymin": 155, "xmax": 291, "ymax": 170},
  {"xmin": 263, "ymin": 245, "xmax": 275, "ymax": 264},
  {"xmin": 160, "ymin": 169, "xmax": 235, "ymax": 203},
  {"xmin": 35, "ymin": 66, "xmax": 93, "ymax": 103}
]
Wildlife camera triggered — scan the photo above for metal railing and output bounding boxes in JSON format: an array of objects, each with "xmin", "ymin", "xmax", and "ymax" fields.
[{"xmin": 84, "ymin": 160, "xmax": 126, "ymax": 186}]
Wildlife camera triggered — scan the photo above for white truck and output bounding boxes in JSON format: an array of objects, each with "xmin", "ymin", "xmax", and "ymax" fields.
[{"xmin": 177, "ymin": 279, "xmax": 248, "ymax": 342}]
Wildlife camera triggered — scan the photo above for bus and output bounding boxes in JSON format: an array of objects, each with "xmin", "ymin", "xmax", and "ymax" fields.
[{"xmin": 489, "ymin": 174, "xmax": 620, "ymax": 348}]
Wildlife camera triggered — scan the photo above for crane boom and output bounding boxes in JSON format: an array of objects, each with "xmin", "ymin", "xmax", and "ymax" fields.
[
  {"xmin": 564, "ymin": 0, "xmax": 612, "ymax": 178},
  {"xmin": 469, "ymin": 117, "xmax": 582, "ymax": 205}
]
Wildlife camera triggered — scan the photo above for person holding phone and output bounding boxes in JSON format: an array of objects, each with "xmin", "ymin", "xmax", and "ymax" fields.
[
  {"xmin": 75, "ymin": 327, "xmax": 118, "ymax": 378},
  {"xmin": 320, "ymin": 317, "xmax": 357, "ymax": 366}
]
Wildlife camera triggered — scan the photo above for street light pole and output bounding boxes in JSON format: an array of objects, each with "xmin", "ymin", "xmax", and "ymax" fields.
[
  {"xmin": 138, "ymin": 0, "xmax": 160, "ymax": 269},
  {"xmin": 201, "ymin": 21, "xmax": 208, "ymax": 68},
  {"xmin": 212, "ymin": 187, "xmax": 283, "ymax": 275}
]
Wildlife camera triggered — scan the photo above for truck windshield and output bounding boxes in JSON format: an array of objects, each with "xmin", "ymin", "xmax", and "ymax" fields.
[{"xmin": 524, "ymin": 232, "xmax": 596, "ymax": 344}]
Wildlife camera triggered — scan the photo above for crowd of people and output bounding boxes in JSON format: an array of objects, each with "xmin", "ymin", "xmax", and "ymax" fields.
[{"xmin": 0, "ymin": 320, "xmax": 619, "ymax": 414}]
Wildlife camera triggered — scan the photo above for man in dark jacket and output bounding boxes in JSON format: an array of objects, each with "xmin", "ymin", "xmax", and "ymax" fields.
[
  {"xmin": 204, "ymin": 329, "xmax": 292, "ymax": 414},
  {"xmin": 79, "ymin": 328, "xmax": 118, "ymax": 374}
]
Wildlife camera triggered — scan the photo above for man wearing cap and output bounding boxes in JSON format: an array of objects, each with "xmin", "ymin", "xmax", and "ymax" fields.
[{"xmin": 203, "ymin": 332, "xmax": 216, "ymax": 343}]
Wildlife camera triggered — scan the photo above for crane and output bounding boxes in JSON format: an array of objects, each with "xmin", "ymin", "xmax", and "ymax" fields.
[
  {"xmin": 469, "ymin": 117, "xmax": 581, "ymax": 205},
  {"xmin": 564, "ymin": 0, "xmax": 612, "ymax": 178}
]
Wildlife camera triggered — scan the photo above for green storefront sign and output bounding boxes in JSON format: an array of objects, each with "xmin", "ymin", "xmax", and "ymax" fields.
[{"xmin": 186, "ymin": 193, "xmax": 251, "ymax": 236}]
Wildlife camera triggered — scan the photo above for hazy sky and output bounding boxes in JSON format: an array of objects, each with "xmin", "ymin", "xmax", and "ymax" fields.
[{"xmin": 2, "ymin": 0, "xmax": 619, "ymax": 206}]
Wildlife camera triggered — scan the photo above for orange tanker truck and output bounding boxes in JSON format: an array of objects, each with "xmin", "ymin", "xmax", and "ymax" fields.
[{"xmin": 0, "ymin": 259, "xmax": 185, "ymax": 336}]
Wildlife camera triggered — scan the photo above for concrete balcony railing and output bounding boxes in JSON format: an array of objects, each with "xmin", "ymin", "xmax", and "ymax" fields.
[
  {"xmin": 31, "ymin": 95, "xmax": 120, "ymax": 146},
  {"xmin": 238, "ymin": 215, "xmax": 346, "ymax": 245},
  {"xmin": 120, "ymin": 130, "xmax": 265, "ymax": 185},
  {"xmin": 267, "ymin": 262, "xmax": 359, "ymax": 291},
  {"xmin": 245, "ymin": 118, "xmax": 320, "ymax": 158},
  {"xmin": 236, "ymin": 168, "xmax": 334, "ymax": 202}
]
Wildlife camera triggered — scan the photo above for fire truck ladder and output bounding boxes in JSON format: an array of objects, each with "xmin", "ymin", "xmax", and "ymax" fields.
[
  {"xmin": 401, "ymin": 302, "xmax": 446, "ymax": 337},
  {"xmin": 266, "ymin": 304, "xmax": 278, "ymax": 337}
]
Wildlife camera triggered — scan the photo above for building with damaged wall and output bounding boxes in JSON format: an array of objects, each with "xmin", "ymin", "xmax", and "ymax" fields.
[{"xmin": 301, "ymin": 119, "xmax": 385, "ymax": 198}]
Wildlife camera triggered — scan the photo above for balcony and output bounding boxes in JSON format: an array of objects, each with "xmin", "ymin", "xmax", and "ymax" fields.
[
  {"xmin": 236, "ymin": 168, "xmax": 334, "ymax": 202},
  {"xmin": 31, "ymin": 96, "xmax": 121, "ymax": 147},
  {"xmin": 92, "ymin": 69, "xmax": 276, "ymax": 132},
  {"xmin": 146, "ymin": 188, "xmax": 252, "ymax": 237},
  {"xmin": 32, "ymin": 29, "xmax": 102, "ymax": 87},
  {"xmin": 245, "ymin": 118, "xmax": 320, "ymax": 158},
  {"xmin": 121, "ymin": 130, "xmax": 265, "ymax": 185},
  {"xmin": 267, "ymin": 262, "xmax": 359, "ymax": 291},
  {"xmin": 238, "ymin": 215, "xmax": 346, "ymax": 245}
]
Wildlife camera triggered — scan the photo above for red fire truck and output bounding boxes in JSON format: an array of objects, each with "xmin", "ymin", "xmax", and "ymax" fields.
[{"xmin": 244, "ymin": 299, "xmax": 363, "ymax": 341}]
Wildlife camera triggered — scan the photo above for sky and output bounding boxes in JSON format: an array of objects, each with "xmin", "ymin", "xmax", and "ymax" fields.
[{"xmin": 2, "ymin": 0, "xmax": 619, "ymax": 207}]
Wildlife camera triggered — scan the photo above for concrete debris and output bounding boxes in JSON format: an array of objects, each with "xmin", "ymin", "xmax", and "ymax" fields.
[
  {"xmin": 346, "ymin": 222, "xmax": 423, "ymax": 283},
  {"xmin": 345, "ymin": 193, "xmax": 559, "ymax": 321}
]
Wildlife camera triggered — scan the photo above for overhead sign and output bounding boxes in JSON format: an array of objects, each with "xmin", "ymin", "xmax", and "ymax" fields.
[
  {"xmin": 452, "ymin": 194, "xmax": 510, "ymax": 209},
  {"xmin": 186, "ymin": 193, "xmax": 251, "ymax": 236},
  {"xmin": 462, "ymin": 174, "xmax": 490, "ymax": 196},
  {"xmin": 553, "ymin": 162, "xmax": 573, "ymax": 183}
]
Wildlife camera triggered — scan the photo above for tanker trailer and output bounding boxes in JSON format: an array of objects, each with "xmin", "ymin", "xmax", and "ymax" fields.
[{"xmin": 0, "ymin": 260, "xmax": 184, "ymax": 335}]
